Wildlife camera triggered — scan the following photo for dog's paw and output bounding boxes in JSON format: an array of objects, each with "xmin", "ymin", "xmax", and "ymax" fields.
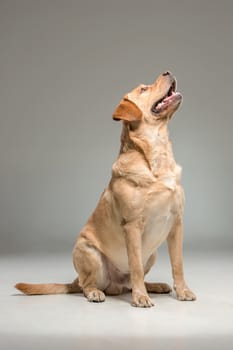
[
  {"xmin": 145, "ymin": 282, "xmax": 172, "ymax": 294},
  {"xmin": 175, "ymin": 286, "xmax": 196, "ymax": 301},
  {"xmin": 132, "ymin": 293, "xmax": 154, "ymax": 308},
  {"xmin": 86, "ymin": 289, "xmax": 106, "ymax": 303}
]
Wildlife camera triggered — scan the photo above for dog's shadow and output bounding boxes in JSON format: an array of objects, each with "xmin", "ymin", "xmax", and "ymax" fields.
[
  {"xmin": 106, "ymin": 291, "xmax": 177, "ymax": 306},
  {"xmin": 12, "ymin": 291, "xmax": 177, "ymax": 306}
]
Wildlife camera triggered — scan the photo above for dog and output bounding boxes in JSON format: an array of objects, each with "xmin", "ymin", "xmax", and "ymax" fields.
[{"xmin": 15, "ymin": 71, "xmax": 196, "ymax": 307}]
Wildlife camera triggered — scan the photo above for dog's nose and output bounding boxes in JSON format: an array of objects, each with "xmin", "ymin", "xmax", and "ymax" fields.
[{"xmin": 162, "ymin": 71, "xmax": 171, "ymax": 76}]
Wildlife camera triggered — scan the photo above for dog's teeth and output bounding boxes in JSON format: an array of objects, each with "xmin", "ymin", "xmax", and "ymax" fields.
[{"xmin": 157, "ymin": 101, "xmax": 164, "ymax": 109}]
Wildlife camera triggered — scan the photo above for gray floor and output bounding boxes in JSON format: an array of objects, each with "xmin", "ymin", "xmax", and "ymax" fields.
[{"xmin": 1, "ymin": 251, "xmax": 233, "ymax": 350}]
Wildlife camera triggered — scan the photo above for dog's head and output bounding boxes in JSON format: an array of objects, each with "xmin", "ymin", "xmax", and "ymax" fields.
[{"xmin": 113, "ymin": 72, "xmax": 182, "ymax": 124}]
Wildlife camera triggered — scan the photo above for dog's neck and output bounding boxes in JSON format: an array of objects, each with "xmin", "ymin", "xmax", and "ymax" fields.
[{"xmin": 119, "ymin": 121, "xmax": 178, "ymax": 177}]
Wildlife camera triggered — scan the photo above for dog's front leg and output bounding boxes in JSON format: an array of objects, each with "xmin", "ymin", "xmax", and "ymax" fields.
[
  {"xmin": 167, "ymin": 218, "xmax": 196, "ymax": 301},
  {"xmin": 124, "ymin": 220, "xmax": 154, "ymax": 307}
]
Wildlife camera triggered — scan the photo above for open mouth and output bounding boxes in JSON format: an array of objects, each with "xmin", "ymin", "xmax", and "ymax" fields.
[{"xmin": 151, "ymin": 79, "xmax": 179, "ymax": 114}]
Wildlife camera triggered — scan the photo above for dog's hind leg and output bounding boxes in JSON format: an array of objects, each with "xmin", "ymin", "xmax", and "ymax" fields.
[
  {"xmin": 145, "ymin": 282, "xmax": 172, "ymax": 293},
  {"xmin": 73, "ymin": 234, "xmax": 109, "ymax": 303},
  {"xmin": 144, "ymin": 252, "xmax": 172, "ymax": 294}
]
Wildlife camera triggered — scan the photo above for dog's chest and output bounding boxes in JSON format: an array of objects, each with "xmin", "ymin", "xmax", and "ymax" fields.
[{"xmin": 141, "ymin": 183, "xmax": 183, "ymax": 260}]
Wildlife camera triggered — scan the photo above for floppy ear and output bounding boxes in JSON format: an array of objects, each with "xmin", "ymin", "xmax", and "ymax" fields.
[{"xmin": 113, "ymin": 98, "xmax": 142, "ymax": 122}]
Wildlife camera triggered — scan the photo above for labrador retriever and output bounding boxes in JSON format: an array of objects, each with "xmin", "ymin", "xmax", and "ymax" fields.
[{"xmin": 15, "ymin": 71, "xmax": 196, "ymax": 307}]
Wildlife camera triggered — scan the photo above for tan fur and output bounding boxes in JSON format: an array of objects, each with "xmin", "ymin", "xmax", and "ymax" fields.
[
  {"xmin": 15, "ymin": 278, "xmax": 81, "ymax": 295},
  {"xmin": 15, "ymin": 72, "xmax": 196, "ymax": 307}
]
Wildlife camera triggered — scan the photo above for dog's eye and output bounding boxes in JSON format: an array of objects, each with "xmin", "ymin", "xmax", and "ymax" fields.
[{"xmin": 140, "ymin": 86, "xmax": 148, "ymax": 93}]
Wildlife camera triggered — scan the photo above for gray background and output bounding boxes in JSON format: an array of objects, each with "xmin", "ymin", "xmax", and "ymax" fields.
[{"xmin": 0, "ymin": 0, "xmax": 233, "ymax": 255}]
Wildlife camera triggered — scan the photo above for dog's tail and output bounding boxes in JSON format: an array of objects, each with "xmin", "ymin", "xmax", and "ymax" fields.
[{"xmin": 15, "ymin": 278, "xmax": 82, "ymax": 295}]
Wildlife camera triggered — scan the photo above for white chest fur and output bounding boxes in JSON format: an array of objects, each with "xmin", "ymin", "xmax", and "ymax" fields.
[
  {"xmin": 141, "ymin": 181, "xmax": 183, "ymax": 265},
  {"xmin": 142, "ymin": 202, "xmax": 174, "ymax": 262}
]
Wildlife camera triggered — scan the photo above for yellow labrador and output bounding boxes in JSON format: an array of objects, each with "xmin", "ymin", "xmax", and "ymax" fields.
[{"xmin": 16, "ymin": 71, "xmax": 196, "ymax": 307}]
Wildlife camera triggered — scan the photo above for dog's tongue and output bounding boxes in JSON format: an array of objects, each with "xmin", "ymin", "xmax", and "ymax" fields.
[{"xmin": 156, "ymin": 91, "xmax": 176, "ymax": 109}]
